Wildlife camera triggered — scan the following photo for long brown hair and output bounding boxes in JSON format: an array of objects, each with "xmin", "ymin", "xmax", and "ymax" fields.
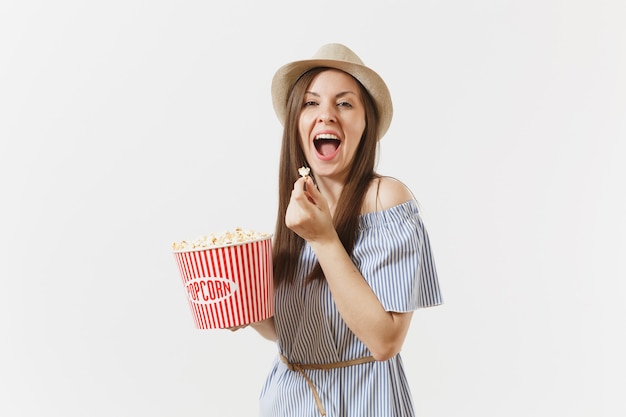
[{"xmin": 272, "ymin": 67, "xmax": 381, "ymax": 286}]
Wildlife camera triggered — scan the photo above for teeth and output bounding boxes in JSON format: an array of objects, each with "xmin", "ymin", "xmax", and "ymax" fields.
[{"xmin": 314, "ymin": 134, "xmax": 340, "ymax": 140}]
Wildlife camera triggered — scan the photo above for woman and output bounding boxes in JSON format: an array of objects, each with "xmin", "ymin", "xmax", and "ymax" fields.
[{"xmin": 250, "ymin": 43, "xmax": 443, "ymax": 417}]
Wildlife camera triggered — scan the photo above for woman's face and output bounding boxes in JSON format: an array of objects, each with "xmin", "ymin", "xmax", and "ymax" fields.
[{"xmin": 298, "ymin": 69, "xmax": 366, "ymax": 183}]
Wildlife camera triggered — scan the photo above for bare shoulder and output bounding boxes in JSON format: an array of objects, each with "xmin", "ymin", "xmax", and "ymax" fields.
[
  {"xmin": 363, "ymin": 176, "xmax": 415, "ymax": 214},
  {"xmin": 377, "ymin": 176, "xmax": 414, "ymax": 209}
]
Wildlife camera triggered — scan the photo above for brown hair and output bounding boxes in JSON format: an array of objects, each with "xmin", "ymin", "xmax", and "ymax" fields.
[{"xmin": 272, "ymin": 67, "xmax": 381, "ymax": 286}]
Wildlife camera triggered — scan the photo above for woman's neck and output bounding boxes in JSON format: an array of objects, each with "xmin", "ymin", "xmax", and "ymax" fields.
[{"xmin": 315, "ymin": 177, "xmax": 345, "ymax": 217}]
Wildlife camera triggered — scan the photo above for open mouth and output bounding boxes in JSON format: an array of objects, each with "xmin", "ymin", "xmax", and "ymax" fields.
[{"xmin": 314, "ymin": 134, "xmax": 341, "ymax": 157}]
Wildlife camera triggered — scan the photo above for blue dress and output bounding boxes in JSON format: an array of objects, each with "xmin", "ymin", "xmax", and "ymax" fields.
[{"xmin": 259, "ymin": 200, "xmax": 443, "ymax": 416}]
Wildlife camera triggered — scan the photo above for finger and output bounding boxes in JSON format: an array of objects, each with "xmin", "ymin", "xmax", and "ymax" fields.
[
  {"xmin": 304, "ymin": 176, "xmax": 320, "ymax": 195},
  {"xmin": 292, "ymin": 176, "xmax": 306, "ymax": 190},
  {"xmin": 303, "ymin": 177, "xmax": 317, "ymax": 204},
  {"xmin": 294, "ymin": 177, "xmax": 314, "ymax": 199},
  {"xmin": 227, "ymin": 324, "xmax": 249, "ymax": 331}
]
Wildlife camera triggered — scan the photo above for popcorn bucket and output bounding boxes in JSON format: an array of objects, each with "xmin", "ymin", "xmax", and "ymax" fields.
[{"xmin": 172, "ymin": 237, "xmax": 274, "ymax": 329}]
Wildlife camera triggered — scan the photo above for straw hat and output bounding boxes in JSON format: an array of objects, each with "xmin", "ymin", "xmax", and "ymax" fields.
[{"xmin": 271, "ymin": 43, "xmax": 393, "ymax": 140}]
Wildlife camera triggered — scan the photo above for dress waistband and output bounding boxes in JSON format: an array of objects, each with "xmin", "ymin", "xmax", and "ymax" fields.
[{"xmin": 279, "ymin": 353, "xmax": 376, "ymax": 416}]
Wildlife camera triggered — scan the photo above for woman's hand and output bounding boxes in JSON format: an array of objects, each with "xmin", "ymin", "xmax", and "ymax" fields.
[
  {"xmin": 285, "ymin": 176, "xmax": 335, "ymax": 243},
  {"xmin": 226, "ymin": 324, "xmax": 249, "ymax": 332},
  {"xmin": 227, "ymin": 318, "xmax": 277, "ymax": 342}
]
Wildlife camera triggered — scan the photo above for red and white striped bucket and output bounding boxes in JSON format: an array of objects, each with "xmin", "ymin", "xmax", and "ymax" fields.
[{"xmin": 172, "ymin": 237, "xmax": 274, "ymax": 329}]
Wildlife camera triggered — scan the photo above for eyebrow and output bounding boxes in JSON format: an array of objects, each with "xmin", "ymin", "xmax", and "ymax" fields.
[{"xmin": 304, "ymin": 91, "xmax": 358, "ymax": 98}]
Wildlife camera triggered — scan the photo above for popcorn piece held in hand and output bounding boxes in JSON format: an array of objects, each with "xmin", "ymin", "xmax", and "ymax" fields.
[{"xmin": 298, "ymin": 166, "xmax": 310, "ymax": 178}]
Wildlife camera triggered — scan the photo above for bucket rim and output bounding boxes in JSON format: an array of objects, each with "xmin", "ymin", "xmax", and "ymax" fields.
[{"xmin": 172, "ymin": 235, "xmax": 273, "ymax": 254}]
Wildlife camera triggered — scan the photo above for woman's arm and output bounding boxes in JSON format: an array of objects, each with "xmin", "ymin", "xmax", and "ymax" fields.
[
  {"xmin": 311, "ymin": 235, "xmax": 413, "ymax": 360},
  {"xmin": 286, "ymin": 176, "xmax": 414, "ymax": 361},
  {"xmin": 249, "ymin": 317, "xmax": 277, "ymax": 341}
]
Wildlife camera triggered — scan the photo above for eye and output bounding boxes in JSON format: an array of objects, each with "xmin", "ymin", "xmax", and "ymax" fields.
[
  {"xmin": 337, "ymin": 101, "xmax": 353, "ymax": 108},
  {"xmin": 303, "ymin": 100, "xmax": 318, "ymax": 107}
]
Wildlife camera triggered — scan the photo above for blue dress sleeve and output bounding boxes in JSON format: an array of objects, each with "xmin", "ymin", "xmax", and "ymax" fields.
[{"xmin": 355, "ymin": 200, "xmax": 443, "ymax": 312}]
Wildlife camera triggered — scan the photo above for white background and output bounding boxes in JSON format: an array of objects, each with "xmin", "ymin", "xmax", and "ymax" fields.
[{"xmin": 1, "ymin": 1, "xmax": 625, "ymax": 416}]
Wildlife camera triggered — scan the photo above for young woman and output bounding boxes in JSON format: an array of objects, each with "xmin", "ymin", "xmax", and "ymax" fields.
[{"xmin": 250, "ymin": 43, "xmax": 443, "ymax": 417}]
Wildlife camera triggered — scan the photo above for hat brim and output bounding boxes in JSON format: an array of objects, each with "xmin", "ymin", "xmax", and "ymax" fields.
[{"xmin": 271, "ymin": 58, "xmax": 393, "ymax": 141}]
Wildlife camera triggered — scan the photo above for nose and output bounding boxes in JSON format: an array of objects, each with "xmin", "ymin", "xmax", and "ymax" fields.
[{"xmin": 317, "ymin": 102, "xmax": 336, "ymax": 123}]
